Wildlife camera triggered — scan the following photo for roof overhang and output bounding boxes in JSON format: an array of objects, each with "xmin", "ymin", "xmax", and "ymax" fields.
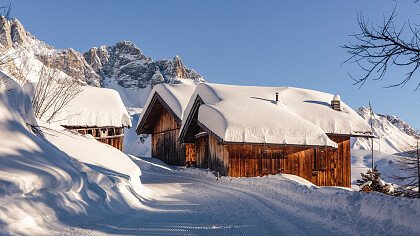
[
  {"xmin": 326, "ymin": 133, "xmax": 375, "ymax": 139},
  {"xmin": 136, "ymin": 92, "xmax": 181, "ymax": 134},
  {"xmin": 196, "ymin": 121, "xmax": 337, "ymax": 149}
]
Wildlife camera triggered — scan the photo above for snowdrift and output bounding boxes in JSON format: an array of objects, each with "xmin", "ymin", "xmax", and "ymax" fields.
[{"xmin": 0, "ymin": 79, "xmax": 143, "ymax": 235}]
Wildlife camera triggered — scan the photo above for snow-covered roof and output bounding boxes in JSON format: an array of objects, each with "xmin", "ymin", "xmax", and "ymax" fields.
[
  {"xmin": 136, "ymin": 84, "xmax": 196, "ymax": 132},
  {"xmin": 180, "ymin": 83, "xmax": 372, "ymax": 148},
  {"xmin": 52, "ymin": 86, "xmax": 131, "ymax": 127}
]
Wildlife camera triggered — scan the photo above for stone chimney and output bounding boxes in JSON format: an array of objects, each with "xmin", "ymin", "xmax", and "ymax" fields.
[{"xmin": 331, "ymin": 95, "xmax": 341, "ymax": 111}]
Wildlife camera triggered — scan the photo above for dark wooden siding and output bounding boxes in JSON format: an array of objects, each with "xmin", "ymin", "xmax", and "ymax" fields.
[
  {"xmin": 195, "ymin": 133, "xmax": 351, "ymax": 187},
  {"xmin": 195, "ymin": 135, "xmax": 229, "ymax": 175},
  {"xmin": 67, "ymin": 126, "xmax": 125, "ymax": 151},
  {"xmin": 151, "ymin": 108, "xmax": 186, "ymax": 166}
]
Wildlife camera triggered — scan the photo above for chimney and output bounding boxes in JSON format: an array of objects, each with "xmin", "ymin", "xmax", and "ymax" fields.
[
  {"xmin": 331, "ymin": 95, "xmax": 341, "ymax": 111},
  {"xmin": 275, "ymin": 92, "xmax": 279, "ymax": 103}
]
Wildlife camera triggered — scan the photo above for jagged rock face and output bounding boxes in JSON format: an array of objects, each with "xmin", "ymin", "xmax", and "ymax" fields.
[
  {"xmin": 36, "ymin": 49, "xmax": 101, "ymax": 86},
  {"xmin": 0, "ymin": 17, "xmax": 26, "ymax": 50},
  {"xmin": 0, "ymin": 17, "xmax": 204, "ymax": 95},
  {"xmin": 84, "ymin": 41, "xmax": 204, "ymax": 89},
  {"xmin": 0, "ymin": 18, "xmax": 101, "ymax": 86},
  {"xmin": 378, "ymin": 114, "xmax": 419, "ymax": 138}
]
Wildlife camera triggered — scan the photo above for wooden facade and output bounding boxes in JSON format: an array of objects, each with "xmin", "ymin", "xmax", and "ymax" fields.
[
  {"xmin": 176, "ymin": 95, "xmax": 359, "ymax": 187},
  {"xmin": 64, "ymin": 126, "xmax": 125, "ymax": 151},
  {"xmin": 137, "ymin": 93, "xmax": 196, "ymax": 166},
  {"xmin": 193, "ymin": 132, "xmax": 351, "ymax": 187}
]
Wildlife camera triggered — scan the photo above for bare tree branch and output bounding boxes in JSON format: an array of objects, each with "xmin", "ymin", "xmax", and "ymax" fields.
[
  {"xmin": 32, "ymin": 65, "xmax": 82, "ymax": 123},
  {"xmin": 342, "ymin": 6, "xmax": 420, "ymax": 90}
]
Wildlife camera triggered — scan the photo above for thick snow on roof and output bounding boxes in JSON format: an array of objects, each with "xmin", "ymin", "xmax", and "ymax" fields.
[
  {"xmin": 52, "ymin": 86, "xmax": 131, "ymax": 127},
  {"xmin": 181, "ymin": 83, "xmax": 372, "ymax": 147},
  {"xmin": 137, "ymin": 84, "xmax": 196, "ymax": 129}
]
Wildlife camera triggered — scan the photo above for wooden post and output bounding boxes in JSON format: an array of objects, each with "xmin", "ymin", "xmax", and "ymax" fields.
[
  {"xmin": 417, "ymin": 135, "xmax": 419, "ymax": 199},
  {"xmin": 369, "ymin": 102, "xmax": 374, "ymax": 170}
]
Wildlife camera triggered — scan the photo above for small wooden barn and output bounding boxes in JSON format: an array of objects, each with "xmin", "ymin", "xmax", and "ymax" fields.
[
  {"xmin": 136, "ymin": 84, "xmax": 196, "ymax": 165},
  {"xmin": 51, "ymin": 86, "xmax": 131, "ymax": 151},
  {"xmin": 178, "ymin": 83, "xmax": 373, "ymax": 187}
]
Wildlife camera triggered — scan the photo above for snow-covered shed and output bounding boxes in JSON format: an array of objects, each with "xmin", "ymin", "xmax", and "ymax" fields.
[
  {"xmin": 179, "ymin": 83, "xmax": 373, "ymax": 187},
  {"xmin": 56, "ymin": 86, "xmax": 131, "ymax": 151},
  {"xmin": 136, "ymin": 84, "xmax": 196, "ymax": 165}
]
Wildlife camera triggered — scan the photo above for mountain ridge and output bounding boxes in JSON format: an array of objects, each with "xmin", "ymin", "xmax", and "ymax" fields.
[{"xmin": 0, "ymin": 17, "xmax": 204, "ymax": 97}]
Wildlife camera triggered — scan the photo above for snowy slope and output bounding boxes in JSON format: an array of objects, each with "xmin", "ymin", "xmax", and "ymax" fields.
[
  {"xmin": 0, "ymin": 78, "xmax": 144, "ymax": 235},
  {"xmin": 351, "ymin": 107, "xmax": 416, "ymax": 154}
]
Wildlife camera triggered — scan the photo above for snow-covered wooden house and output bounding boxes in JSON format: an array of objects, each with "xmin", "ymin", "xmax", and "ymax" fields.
[
  {"xmin": 54, "ymin": 86, "xmax": 131, "ymax": 151},
  {"xmin": 179, "ymin": 83, "xmax": 373, "ymax": 187},
  {"xmin": 136, "ymin": 84, "xmax": 196, "ymax": 165}
]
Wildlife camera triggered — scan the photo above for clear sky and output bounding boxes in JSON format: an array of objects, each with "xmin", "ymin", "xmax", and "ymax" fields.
[{"xmin": 9, "ymin": 0, "xmax": 420, "ymax": 128}]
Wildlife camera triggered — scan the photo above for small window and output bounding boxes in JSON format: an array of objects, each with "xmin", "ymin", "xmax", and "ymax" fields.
[{"xmin": 108, "ymin": 128, "xmax": 115, "ymax": 136}]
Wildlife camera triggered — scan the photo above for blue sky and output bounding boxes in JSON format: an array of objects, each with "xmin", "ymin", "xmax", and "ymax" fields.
[{"xmin": 10, "ymin": 0, "xmax": 420, "ymax": 128}]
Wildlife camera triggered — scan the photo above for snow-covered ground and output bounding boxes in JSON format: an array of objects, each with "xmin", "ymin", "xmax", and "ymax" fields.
[
  {"xmin": 62, "ymin": 156, "xmax": 420, "ymax": 236},
  {"xmin": 0, "ymin": 78, "xmax": 144, "ymax": 235},
  {"xmin": 1, "ymin": 79, "xmax": 419, "ymax": 235}
]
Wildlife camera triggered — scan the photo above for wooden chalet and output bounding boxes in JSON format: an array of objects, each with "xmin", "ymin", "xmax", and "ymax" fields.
[
  {"xmin": 52, "ymin": 86, "xmax": 131, "ymax": 151},
  {"xmin": 136, "ymin": 84, "xmax": 196, "ymax": 165},
  {"xmin": 178, "ymin": 83, "xmax": 373, "ymax": 187}
]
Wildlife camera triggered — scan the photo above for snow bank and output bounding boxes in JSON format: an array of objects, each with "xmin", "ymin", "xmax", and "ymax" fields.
[
  {"xmin": 123, "ymin": 108, "xmax": 152, "ymax": 157},
  {"xmin": 181, "ymin": 83, "xmax": 371, "ymax": 147},
  {"xmin": 45, "ymin": 129, "xmax": 142, "ymax": 189},
  {"xmin": 0, "ymin": 80, "xmax": 143, "ymax": 235},
  {"xmin": 47, "ymin": 86, "xmax": 132, "ymax": 128}
]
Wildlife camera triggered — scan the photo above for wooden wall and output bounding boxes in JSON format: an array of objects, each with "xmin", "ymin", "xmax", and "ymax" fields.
[
  {"xmin": 151, "ymin": 108, "xmax": 186, "ymax": 166},
  {"xmin": 195, "ymin": 134, "xmax": 351, "ymax": 187},
  {"xmin": 69, "ymin": 127, "xmax": 124, "ymax": 151},
  {"xmin": 196, "ymin": 135, "xmax": 229, "ymax": 175}
]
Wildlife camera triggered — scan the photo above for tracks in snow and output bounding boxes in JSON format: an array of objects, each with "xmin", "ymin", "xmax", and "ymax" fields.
[{"xmin": 60, "ymin": 162, "xmax": 340, "ymax": 236}]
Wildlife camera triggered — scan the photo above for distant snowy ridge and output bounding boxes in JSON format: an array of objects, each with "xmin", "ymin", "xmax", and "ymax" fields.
[
  {"xmin": 0, "ymin": 17, "xmax": 204, "ymax": 108},
  {"xmin": 377, "ymin": 113, "xmax": 419, "ymax": 138},
  {"xmin": 351, "ymin": 107, "xmax": 417, "ymax": 155}
]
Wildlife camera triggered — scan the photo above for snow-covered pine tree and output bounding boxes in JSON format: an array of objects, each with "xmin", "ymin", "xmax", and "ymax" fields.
[{"xmin": 357, "ymin": 166, "xmax": 396, "ymax": 195}]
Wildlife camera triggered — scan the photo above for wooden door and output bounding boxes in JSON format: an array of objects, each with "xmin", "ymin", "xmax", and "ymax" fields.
[{"xmin": 204, "ymin": 136, "xmax": 209, "ymax": 169}]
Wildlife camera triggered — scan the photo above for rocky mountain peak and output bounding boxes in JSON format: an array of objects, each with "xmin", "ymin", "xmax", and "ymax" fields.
[
  {"xmin": 0, "ymin": 17, "xmax": 28, "ymax": 49},
  {"xmin": 84, "ymin": 41, "xmax": 204, "ymax": 89},
  {"xmin": 353, "ymin": 106, "xmax": 417, "ymax": 154}
]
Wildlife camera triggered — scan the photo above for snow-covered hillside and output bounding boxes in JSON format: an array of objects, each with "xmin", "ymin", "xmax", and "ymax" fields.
[
  {"xmin": 0, "ymin": 78, "xmax": 144, "ymax": 235},
  {"xmin": 351, "ymin": 107, "xmax": 417, "ymax": 155}
]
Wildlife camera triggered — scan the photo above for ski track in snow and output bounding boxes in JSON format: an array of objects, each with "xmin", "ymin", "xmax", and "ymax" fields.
[{"xmin": 60, "ymin": 158, "xmax": 416, "ymax": 236}]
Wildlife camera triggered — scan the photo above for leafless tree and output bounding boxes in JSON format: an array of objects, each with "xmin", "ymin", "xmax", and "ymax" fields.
[
  {"xmin": 392, "ymin": 134, "xmax": 420, "ymax": 198},
  {"xmin": 32, "ymin": 66, "xmax": 82, "ymax": 123},
  {"xmin": 342, "ymin": 6, "xmax": 420, "ymax": 90}
]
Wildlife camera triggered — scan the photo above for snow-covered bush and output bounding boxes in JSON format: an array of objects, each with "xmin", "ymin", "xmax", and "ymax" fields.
[{"xmin": 357, "ymin": 167, "xmax": 396, "ymax": 195}]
